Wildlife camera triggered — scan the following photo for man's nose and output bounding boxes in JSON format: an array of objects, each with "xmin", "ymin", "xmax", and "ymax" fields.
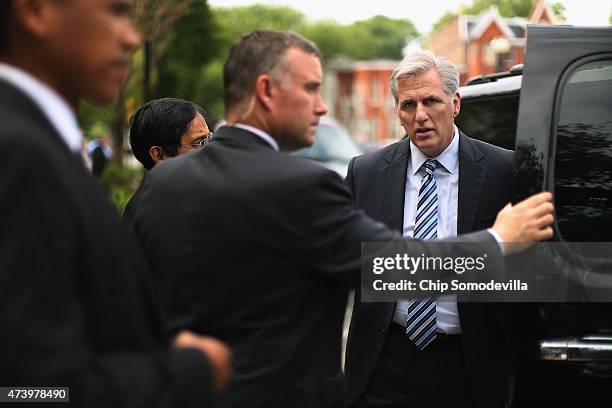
[
  {"xmin": 415, "ymin": 103, "xmax": 428, "ymax": 123},
  {"xmin": 122, "ymin": 22, "xmax": 142, "ymax": 52},
  {"xmin": 316, "ymin": 96, "xmax": 328, "ymax": 116}
]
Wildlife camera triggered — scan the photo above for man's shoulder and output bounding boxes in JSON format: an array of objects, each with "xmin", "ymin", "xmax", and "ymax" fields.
[
  {"xmin": 351, "ymin": 138, "xmax": 408, "ymax": 169},
  {"xmin": 460, "ymin": 131, "xmax": 513, "ymax": 168},
  {"xmin": 461, "ymin": 131, "xmax": 512, "ymax": 156},
  {"xmin": 0, "ymin": 81, "xmax": 58, "ymax": 149}
]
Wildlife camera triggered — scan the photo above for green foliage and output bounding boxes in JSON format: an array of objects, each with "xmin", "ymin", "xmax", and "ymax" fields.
[
  {"xmin": 462, "ymin": 0, "xmax": 534, "ymax": 17},
  {"xmin": 214, "ymin": 4, "xmax": 307, "ymax": 48},
  {"xmin": 100, "ymin": 163, "xmax": 143, "ymax": 214},
  {"xmin": 302, "ymin": 16, "xmax": 418, "ymax": 61},
  {"xmin": 153, "ymin": 1, "xmax": 221, "ymax": 101},
  {"xmin": 78, "ymin": 101, "xmax": 112, "ymax": 139},
  {"xmin": 432, "ymin": 11, "xmax": 457, "ymax": 33},
  {"xmin": 348, "ymin": 16, "xmax": 418, "ymax": 60},
  {"xmin": 193, "ymin": 60, "xmax": 225, "ymax": 122},
  {"xmin": 550, "ymin": 2, "xmax": 565, "ymax": 18},
  {"xmin": 301, "ymin": 20, "xmax": 352, "ymax": 61},
  {"xmin": 432, "ymin": 0, "xmax": 537, "ymax": 33}
]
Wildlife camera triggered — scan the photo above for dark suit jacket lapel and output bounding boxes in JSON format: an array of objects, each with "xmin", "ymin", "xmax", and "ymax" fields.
[
  {"xmin": 380, "ymin": 137, "xmax": 411, "ymax": 232},
  {"xmin": 457, "ymin": 131, "xmax": 487, "ymax": 234}
]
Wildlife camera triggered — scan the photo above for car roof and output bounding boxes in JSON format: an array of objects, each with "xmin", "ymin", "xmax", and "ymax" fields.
[{"xmin": 459, "ymin": 75, "xmax": 522, "ymax": 99}]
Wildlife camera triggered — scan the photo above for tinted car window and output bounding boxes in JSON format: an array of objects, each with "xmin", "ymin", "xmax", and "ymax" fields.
[
  {"xmin": 456, "ymin": 93, "xmax": 519, "ymax": 150},
  {"xmin": 553, "ymin": 59, "xmax": 612, "ymax": 242}
]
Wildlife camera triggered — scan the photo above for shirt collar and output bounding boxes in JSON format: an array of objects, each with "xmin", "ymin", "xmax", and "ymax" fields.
[
  {"xmin": 0, "ymin": 63, "xmax": 82, "ymax": 153},
  {"xmin": 232, "ymin": 123, "xmax": 279, "ymax": 151},
  {"xmin": 410, "ymin": 125, "xmax": 459, "ymax": 175}
]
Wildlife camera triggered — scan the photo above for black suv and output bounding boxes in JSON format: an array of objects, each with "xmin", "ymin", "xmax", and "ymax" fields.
[{"xmin": 456, "ymin": 25, "xmax": 612, "ymax": 405}]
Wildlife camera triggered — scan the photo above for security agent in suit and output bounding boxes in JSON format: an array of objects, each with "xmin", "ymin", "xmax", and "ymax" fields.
[
  {"xmin": 344, "ymin": 52, "xmax": 514, "ymax": 408},
  {"xmin": 0, "ymin": 1, "xmax": 230, "ymax": 405},
  {"xmin": 126, "ymin": 30, "xmax": 553, "ymax": 408}
]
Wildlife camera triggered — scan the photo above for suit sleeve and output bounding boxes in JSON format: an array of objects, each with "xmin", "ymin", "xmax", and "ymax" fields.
[
  {"xmin": 307, "ymin": 169, "xmax": 504, "ymax": 287},
  {"xmin": 0, "ymin": 137, "xmax": 213, "ymax": 407}
]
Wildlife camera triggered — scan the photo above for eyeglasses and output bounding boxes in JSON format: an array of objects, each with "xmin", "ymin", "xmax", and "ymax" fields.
[{"xmin": 166, "ymin": 132, "xmax": 213, "ymax": 150}]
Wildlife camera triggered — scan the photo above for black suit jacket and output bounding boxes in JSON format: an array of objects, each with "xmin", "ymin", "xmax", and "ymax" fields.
[
  {"xmin": 126, "ymin": 126, "xmax": 504, "ymax": 408},
  {"xmin": 0, "ymin": 79, "xmax": 213, "ymax": 407},
  {"xmin": 344, "ymin": 132, "xmax": 514, "ymax": 408}
]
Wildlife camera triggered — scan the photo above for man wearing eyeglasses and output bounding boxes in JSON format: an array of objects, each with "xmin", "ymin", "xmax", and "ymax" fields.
[
  {"xmin": 129, "ymin": 98, "xmax": 213, "ymax": 170},
  {"xmin": 124, "ymin": 97, "xmax": 213, "ymax": 224}
]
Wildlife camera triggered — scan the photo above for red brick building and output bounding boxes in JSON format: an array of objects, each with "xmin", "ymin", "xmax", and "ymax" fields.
[
  {"xmin": 427, "ymin": 0, "xmax": 560, "ymax": 84},
  {"xmin": 326, "ymin": 60, "xmax": 403, "ymax": 145}
]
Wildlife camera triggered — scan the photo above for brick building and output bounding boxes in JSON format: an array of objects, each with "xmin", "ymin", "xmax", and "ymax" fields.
[
  {"xmin": 427, "ymin": 0, "xmax": 560, "ymax": 84},
  {"xmin": 325, "ymin": 59, "xmax": 403, "ymax": 145}
]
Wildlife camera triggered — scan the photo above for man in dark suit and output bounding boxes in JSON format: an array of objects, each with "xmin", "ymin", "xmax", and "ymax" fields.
[
  {"xmin": 344, "ymin": 51, "xmax": 514, "ymax": 408},
  {"xmin": 127, "ymin": 30, "xmax": 553, "ymax": 408},
  {"xmin": 123, "ymin": 97, "xmax": 213, "ymax": 222},
  {"xmin": 0, "ymin": 1, "xmax": 229, "ymax": 406}
]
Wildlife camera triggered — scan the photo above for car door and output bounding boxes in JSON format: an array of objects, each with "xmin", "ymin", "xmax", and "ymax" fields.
[{"xmin": 512, "ymin": 25, "xmax": 612, "ymax": 405}]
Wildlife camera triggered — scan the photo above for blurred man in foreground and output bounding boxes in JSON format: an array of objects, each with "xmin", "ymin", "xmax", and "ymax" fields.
[
  {"xmin": 128, "ymin": 30, "xmax": 553, "ymax": 408},
  {"xmin": 0, "ymin": 1, "xmax": 229, "ymax": 405}
]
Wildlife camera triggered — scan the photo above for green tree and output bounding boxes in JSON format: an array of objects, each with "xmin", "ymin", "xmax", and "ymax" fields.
[
  {"xmin": 302, "ymin": 16, "xmax": 418, "ymax": 61},
  {"xmin": 301, "ymin": 20, "xmax": 352, "ymax": 61},
  {"xmin": 214, "ymin": 4, "xmax": 307, "ymax": 51},
  {"xmin": 153, "ymin": 1, "xmax": 220, "ymax": 101},
  {"xmin": 346, "ymin": 16, "xmax": 418, "ymax": 60},
  {"xmin": 462, "ymin": 0, "xmax": 534, "ymax": 17},
  {"xmin": 550, "ymin": 2, "xmax": 566, "ymax": 19},
  {"xmin": 432, "ymin": 11, "xmax": 457, "ymax": 32}
]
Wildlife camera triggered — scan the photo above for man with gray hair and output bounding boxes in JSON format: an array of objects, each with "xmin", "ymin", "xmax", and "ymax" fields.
[
  {"xmin": 344, "ymin": 50, "xmax": 515, "ymax": 408},
  {"xmin": 130, "ymin": 34, "xmax": 551, "ymax": 408}
]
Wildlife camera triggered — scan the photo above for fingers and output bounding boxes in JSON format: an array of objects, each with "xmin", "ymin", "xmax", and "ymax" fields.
[
  {"xmin": 533, "ymin": 213, "xmax": 554, "ymax": 229},
  {"xmin": 172, "ymin": 330, "xmax": 233, "ymax": 393},
  {"xmin": 172, "ymin": 330, "xmax": 197, "ymax": 347},
  {"xmin": 531, "ymin": 201, "xmax": 554, "ymax": 218},
  {"xmin": 537, "ymin": 226, "xmax": 554, "ymax": 241}
]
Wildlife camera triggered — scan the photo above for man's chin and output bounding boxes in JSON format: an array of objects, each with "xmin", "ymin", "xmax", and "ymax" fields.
[{"xmin": 414, "ymin": 141, "xmax": 443, "ymax": 158}]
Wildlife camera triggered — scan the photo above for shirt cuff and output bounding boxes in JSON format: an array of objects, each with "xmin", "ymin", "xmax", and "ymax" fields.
[{"xmin": 487, "ymin": 228, "xmax": 505, "ymax": 255}]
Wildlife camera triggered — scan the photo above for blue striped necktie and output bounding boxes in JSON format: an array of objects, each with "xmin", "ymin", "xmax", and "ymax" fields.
[{"xmin": 406, "ymin": 159, "xmax": 439, "ymax": 350}]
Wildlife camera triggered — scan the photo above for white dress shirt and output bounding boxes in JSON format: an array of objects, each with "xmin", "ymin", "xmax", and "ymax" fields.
[
  {"xmin": 232, "ymin": 124, "xmax": 279, "ymax": 151},
  {"xmin": 0, "ymin": 63, "xmax": 82, "ymax": 153},
  {"xmin": 393, "ymin": 126, "xmax": 462, "ymax": 334}
]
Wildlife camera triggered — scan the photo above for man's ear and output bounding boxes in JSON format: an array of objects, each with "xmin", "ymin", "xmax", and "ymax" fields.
[
  {"xmin": 452, "ymin": 92, "xmax": 461, "ymax": 117},
  {"xmin": 149, "ymin": 146, "xmax": 164, "ymax": 165},
  {"xmin": 254, "ymin": 74, "xmax": 275, "ymax": 111},
  {"xmin": 13, "ymin": 0, "xmax": 56, "ymax": 39}
]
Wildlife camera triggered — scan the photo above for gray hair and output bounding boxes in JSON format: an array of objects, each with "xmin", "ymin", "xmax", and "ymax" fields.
[{"xmin": 390, "ymin": 51, "xmax": 459, "ymax": 104}]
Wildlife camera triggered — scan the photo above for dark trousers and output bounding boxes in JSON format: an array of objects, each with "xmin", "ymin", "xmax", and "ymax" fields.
[{"xmin": 352, "ymin": 323, "xmax": 474, "ymax": 408}]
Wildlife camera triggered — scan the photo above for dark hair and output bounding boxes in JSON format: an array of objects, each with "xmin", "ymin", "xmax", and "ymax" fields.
[
  {"xmin": 223, "ymin": 30, "xmax": 320, "ymax": 112},
  {"xmin": 0, "ymin": 1, "xmax": 11, "ymax": 54},
  {"xmin": 129, "ymin": 98, "xmax": 205, "ymax": 170}
]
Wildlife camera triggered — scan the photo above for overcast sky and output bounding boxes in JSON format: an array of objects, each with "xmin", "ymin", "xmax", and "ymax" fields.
[{"xmin": 209, "ymin": 0, "xmax": 611, "ymax": 33}]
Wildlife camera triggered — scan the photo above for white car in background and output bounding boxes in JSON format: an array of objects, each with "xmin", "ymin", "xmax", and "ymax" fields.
[{"xmin": 292, "ymin": 117, "xmax": 362, "ymax": 178}]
